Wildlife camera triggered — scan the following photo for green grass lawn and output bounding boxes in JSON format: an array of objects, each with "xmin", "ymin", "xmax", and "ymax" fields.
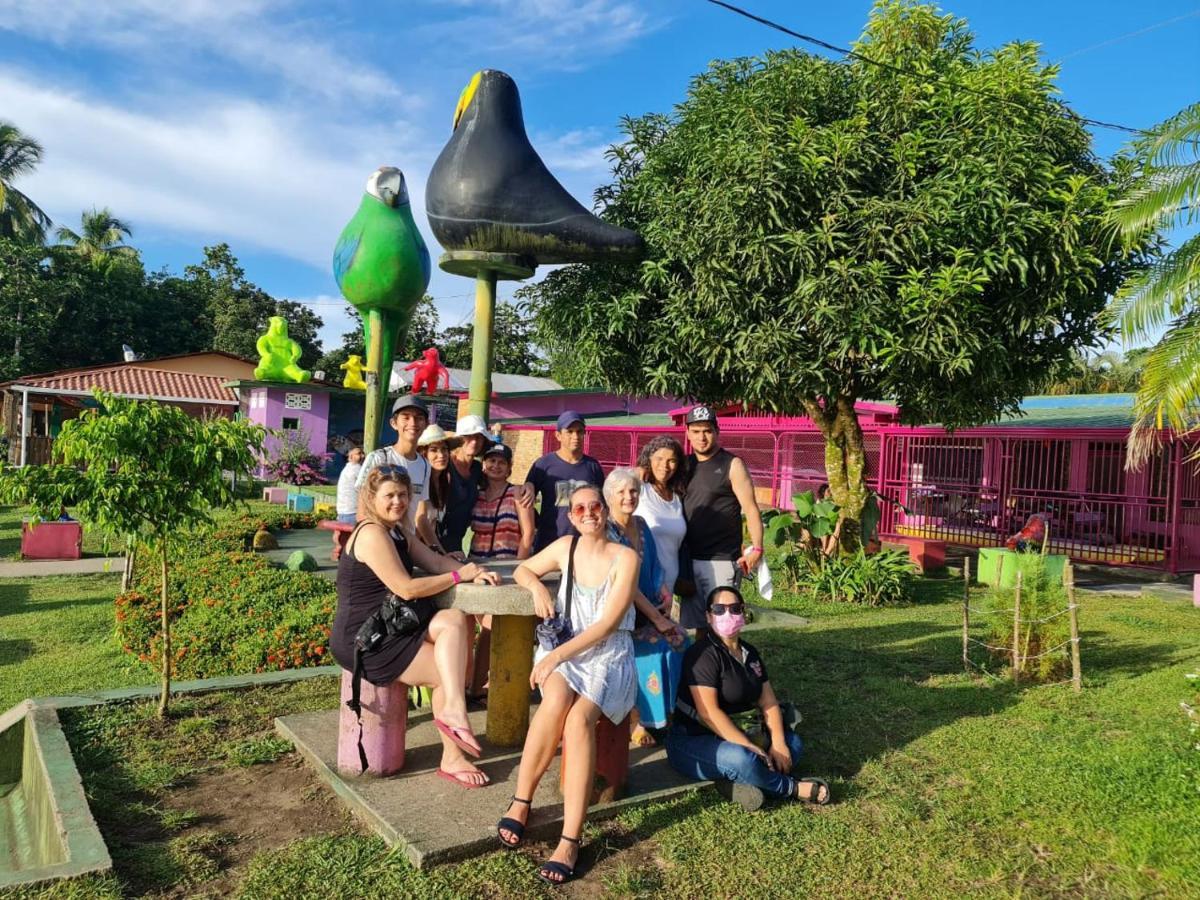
[
  {"xmin": 0, "ymin": 573, "xmax": 149, "ymax": 710},
  {"xmin": 4, "ymin": 571, "xmax": 1198, "ymax": 898},
  {"xmin": 0, "ymin": 505, "xmax": 117, "ymax": 560}
]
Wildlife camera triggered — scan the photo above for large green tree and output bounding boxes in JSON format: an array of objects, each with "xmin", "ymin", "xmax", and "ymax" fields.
[
  {"xmin": 315, "ymin": 294, "xmax": 440, "ymax": 385},
  {"xmin": 527, "ymin": 0, "xmax": 1146, "ymax": 546},
  {"xmin": 0, "ymin": 121, "xmax": 50, "ymax": 244},
  {"xmin": 1108, "ymin": 101, "xmax": 1200, "ymax": 466},
  {"xmin": 184, "ymin": 243, "xmax": 323, "ymax": 368},
  {"xmin": 439, "ymin": 300, "xmax": 545, "ymax": 375}
]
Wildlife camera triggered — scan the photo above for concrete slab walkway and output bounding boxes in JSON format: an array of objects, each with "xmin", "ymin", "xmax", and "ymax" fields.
[
  {"xmin": 0, "ymin": 558, "xmax": 123, "ymax": 579},
  {"xmin": 277, "ymin": 705, "xmax": 708, "ymax": 869}
]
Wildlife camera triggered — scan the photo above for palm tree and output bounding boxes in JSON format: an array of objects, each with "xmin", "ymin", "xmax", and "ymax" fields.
[
  {"xmin": 1110, "ymin": 101, "xmax": 1200, "ymax": 466},
  {"xmin": 0, "ymin": 121, "xmax": 51, "ymax": 243},
  {"xmin": 54, "ymin": 207, "xmax": 138, "ymax": 265},
  {"xmin": 1041, "ymin": 349, "xmax": 1147, "ymax": 395}
]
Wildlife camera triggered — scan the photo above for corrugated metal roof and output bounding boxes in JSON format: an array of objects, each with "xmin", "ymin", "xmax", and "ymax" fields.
[
  {"xmin": 389, "ymin": 364, "xmax": 561, "ymax": 394},
  {"xmin": 502, "ymin": 412, "xmax": 676, "ymax": 428},
  {"xmin": 9, "ymin": 365, "xmax": 238, "ymax": 404},
  {"xmin": 990, "ymin": 394, "xmax": 1137, "ymax": 429}
]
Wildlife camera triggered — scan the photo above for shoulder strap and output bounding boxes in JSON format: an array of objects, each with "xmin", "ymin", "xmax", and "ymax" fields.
[
  {"xmin": 344, "ymin": 521, "xmax": 373, "ymax": 558},
  {"xmin": 487, "ymin": 485, "xmax": 511, "ymax": 555},
  {"xmin": 564, "ymin": 534, "xmax": 579, "ymax": 623}
]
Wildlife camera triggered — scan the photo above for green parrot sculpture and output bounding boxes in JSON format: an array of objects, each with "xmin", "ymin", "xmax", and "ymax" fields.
[{"xmin": 333, "ymin": 166, "xmax": 431, "ymax": 452}]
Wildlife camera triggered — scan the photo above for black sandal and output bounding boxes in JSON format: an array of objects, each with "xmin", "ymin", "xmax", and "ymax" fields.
[
  {"xmin": 537, "ymin": 835, "xmax": 581, "ymax": 886},
  {"xmin": 496, "ymin": 796, "xmax": 531, "ymax": 849},
  {"xmin": 797, "ymin": 777, "xmax": 832, "ymax": 805}
]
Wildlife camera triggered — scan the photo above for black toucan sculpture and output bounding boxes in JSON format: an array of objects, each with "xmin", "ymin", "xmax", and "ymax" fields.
[{"xmin": 426, "ymin": 69, "xmax": 643, "ymax": 264}]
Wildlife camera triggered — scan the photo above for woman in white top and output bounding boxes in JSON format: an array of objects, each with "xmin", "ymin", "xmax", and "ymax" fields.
[
  {"xmin": 634, "ymin": 436, "xmax": 688, "ymax": 591},
  {"xmin": 505, "ymin": 485, "xmax": 638, "ymax": 885}
]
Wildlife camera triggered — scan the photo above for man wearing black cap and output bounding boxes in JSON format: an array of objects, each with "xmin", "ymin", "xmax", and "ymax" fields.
[
  {"xmin": 680, "ymin": 405, "xmax": 764, "ymax": 629},
  {"xmin": 521, "ymin": 410, "xmax": 605, "ymax": 551},
  {"xmin": 356, "ymin": 395, "xmax": 431, "ymax": 527}
]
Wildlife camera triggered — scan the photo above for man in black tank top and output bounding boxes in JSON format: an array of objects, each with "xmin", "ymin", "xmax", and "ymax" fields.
[{"xmin": 679, "ymin": 405, "xmax": 764, "ymax": 629}]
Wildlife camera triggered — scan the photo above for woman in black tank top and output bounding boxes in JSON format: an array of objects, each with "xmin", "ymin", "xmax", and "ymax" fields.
[{"xmin": 329, "ymin": 466, "xmax": 500, "ymax": 788}]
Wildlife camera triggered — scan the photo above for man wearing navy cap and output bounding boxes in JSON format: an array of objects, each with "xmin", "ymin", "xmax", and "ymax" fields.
[
  {"xmin": 521, "ymin": 410, "xmax": 605, "ymax": 551},
  {"xmin": 680, "ymin": 404, "xmax": 764, "ymax": 629}
]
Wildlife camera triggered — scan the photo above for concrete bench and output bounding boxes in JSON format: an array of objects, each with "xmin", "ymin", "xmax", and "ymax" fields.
[
  {"xmin": 882, "ymin": 535, "xmax": 945, "ymax": 572},
  {"xmin": 317, "ymin": 519, "xmax": 354, "ymax": 561},
  {"xmin": 20, "ymin": 520, "xmax": 83, "ymax": 561},
  {"xmin": 262, "ymin": 486, "xmax": 289, "ymax": 504},
  {"xmin": 287, "ymin": 493, "xmax": 315, "ymax": 513}
]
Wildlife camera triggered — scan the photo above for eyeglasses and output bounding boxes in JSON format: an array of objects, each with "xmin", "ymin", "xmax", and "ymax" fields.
[
  {"xmin": 709, "ymin": 602, "xmax": 745, "ymax": 616},
  {"xmin": 571, "ymin": 500, "xmax": 604, "ymax": 517}
]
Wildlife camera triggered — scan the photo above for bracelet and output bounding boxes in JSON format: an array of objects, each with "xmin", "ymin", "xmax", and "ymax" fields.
[
  {"xmin": 749, "ymin": 546, "xmax": 763, "ymax": 553},
  {"xmin": 451, "ymin": 570, "xmax": 462, "ymax": 585}
]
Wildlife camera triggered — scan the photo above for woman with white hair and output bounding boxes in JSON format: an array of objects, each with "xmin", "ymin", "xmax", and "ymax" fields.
[{"xmin": 604, "ymin": 467, "xmax": 688, "ymax": 746}]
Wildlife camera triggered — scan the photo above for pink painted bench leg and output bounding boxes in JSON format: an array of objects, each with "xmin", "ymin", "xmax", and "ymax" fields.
[{"xmin": 338, "ymin": 669, "xmax": 408, "ymax": 776}]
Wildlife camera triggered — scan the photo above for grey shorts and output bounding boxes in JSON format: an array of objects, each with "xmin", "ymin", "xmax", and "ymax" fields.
[{"xmin": 679, "ymin": 559, "xmax": 742, "ymax": 629}]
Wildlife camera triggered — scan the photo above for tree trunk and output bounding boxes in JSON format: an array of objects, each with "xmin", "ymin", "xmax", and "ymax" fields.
[
  {"xmin": 121, "ymin": 538, "xmax": 137, "ymax": 592},
  {"xmin": 157, "ymin": 540, "xmax": 171, "ymax": 718},
  {"xmin": 804, "ymin": 394, "xmax": 868, "ymax": 553}
]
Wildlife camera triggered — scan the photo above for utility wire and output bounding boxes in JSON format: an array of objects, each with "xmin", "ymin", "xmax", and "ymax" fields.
[
  {"xmin": 702, "ymin": 0, "xmax": 1153, "ymax": 137},
  {"xmin": 1056, "ymin": 8, "xmax": 1200, "ymax": 62}
]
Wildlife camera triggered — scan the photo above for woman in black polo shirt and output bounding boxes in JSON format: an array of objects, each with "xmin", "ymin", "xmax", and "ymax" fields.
[{"xmin": 666, "ymin": 586, "xmax": 831, "ymax": 808}]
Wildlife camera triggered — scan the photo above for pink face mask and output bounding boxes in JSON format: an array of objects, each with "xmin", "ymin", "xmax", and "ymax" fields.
[{"xmin": 710, "ymin": 612, "xmax": 745, "ymax": 638}]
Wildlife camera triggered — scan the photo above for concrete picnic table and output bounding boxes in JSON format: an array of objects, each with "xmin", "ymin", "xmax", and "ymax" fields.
[{"xmin": 424, "ymin": 558, "xmax": 558, "ymax": 748}]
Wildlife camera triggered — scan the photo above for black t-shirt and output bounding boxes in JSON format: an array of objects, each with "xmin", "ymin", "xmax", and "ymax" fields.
[{"xmin": 675, "ymin": 630, "xmax": 769, "ymax": 736}]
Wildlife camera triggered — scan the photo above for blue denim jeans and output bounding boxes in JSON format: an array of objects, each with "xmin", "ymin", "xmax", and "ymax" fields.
[{"xmin": 665, "ymin": 722, "xmax": 804, "ymax": 798}]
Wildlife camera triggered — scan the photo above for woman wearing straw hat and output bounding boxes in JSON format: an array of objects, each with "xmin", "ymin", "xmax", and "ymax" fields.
[{"xmin": 415, "ymin": 424, "xmax": 463, "ymax": 555}]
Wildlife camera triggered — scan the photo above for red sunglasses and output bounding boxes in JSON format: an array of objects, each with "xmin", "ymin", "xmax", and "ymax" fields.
[{"xmin": 571, "ymin": 500, "xmax": 604, "ymax": 517}]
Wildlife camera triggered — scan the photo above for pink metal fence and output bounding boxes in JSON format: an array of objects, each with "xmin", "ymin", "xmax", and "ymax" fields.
[{"xmin": 507, "ymin": 422, "xmax": 1199, "ymax": 572}]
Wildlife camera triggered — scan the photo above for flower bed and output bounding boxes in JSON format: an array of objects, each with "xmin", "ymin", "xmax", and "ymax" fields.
[{"xmin": 115, "ymin": 503, "xmax": 333, "ymax": 677}]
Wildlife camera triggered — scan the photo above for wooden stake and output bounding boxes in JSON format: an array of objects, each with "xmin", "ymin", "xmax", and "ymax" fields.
[
  {"xmin": 1065, "ymin": 562, "xmax": 1082, "ymax": 694},
  {"xmin": 962, "ymin": 555, "xmax": 971, "ymax": 672},
  {"xmin": 1012, "ymin": 570, "xmax": 1023, "ymax": 684}
]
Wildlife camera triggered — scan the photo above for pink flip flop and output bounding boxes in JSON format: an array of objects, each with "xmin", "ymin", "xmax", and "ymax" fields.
[
  {"xmin": 437, "ymin": 768, "xmax": 490, "ymax": 789},
  {"xmin": 434, "ymin": 718, "xmax": 483, "ymax": 758}
]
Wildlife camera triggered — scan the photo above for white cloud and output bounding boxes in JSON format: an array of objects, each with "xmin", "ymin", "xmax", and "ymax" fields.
[
  {"xmin": 415, "ymin": 0, "xmax": 665, "ymax": 71},
  {"xmin": 0, "ymin": 67, "xmax": 435, "ymax": 271},
  {"xmin": 0, "ymin": 0, "xmax": 413, "ymax": 104}
]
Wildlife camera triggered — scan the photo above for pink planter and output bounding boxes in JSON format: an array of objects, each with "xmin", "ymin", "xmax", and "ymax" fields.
[
  {"xmin": 20, "ymin": 520, "xmax": 83, "ymax": 560},
  {"xmin": 338, "ymin": 669, "xmax": 408, "ymax": 776}
]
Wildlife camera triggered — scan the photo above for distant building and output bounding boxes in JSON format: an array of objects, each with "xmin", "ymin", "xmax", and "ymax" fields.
[{"xmin": 1, "ymin": 351, "xmax": 255, "ymax": 466}]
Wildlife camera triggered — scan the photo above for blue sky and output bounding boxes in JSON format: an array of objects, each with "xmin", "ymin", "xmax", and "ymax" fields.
[{"xmin": 1, "ymin": 0, "xmax": 1197, "ymax": 356}]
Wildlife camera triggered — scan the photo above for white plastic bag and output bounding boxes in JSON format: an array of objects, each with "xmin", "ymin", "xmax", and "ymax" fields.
[{"xmin": 746, "ymin": 545, "xmax": 773, "ymax": 601}]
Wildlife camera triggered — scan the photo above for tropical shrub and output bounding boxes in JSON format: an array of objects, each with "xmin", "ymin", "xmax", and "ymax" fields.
[
  {"xmin": 800, "ymin": 549, "xmax": 915, "ymax": 606},
  {"xmin": 264, "ymin": 427, "xmax": 328, "ymax": 486},
  {"xmin": 763, "ymin": 490, "xmax": 841, "ymax": 588},
  {"xmin": 116, "ymin": 550, "xmax": 335, "ymax": 677},
  {"xmin": 982, "ymin": 552, "xmax": 1071, "ymax": 681}
]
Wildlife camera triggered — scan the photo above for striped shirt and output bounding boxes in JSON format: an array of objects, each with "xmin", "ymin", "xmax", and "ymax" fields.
[{"xmin": 470, "ymin": 484, "xmax": 522, "ymax": 559}]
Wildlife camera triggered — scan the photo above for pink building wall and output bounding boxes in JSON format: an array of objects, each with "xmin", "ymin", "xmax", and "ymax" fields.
[
  {"xmin": 489, "ymin": 392, "xmax": 680, "ymax": 422},
  {"xmin": 246, "ymin": 386, "xmax": 330, "ymax": 459}
]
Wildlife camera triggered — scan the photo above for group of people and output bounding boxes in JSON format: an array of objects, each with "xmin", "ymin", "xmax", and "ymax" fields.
[{"xmin": 329, "ymin": 399, "xmax": 830, "ymax": 886}]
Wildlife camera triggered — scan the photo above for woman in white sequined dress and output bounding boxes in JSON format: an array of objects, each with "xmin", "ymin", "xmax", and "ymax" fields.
[{"xmin": 502, "ymin": 484, "xmax": 638, "ymax": 886}]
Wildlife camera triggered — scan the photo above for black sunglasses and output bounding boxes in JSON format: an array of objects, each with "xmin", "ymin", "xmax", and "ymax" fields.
[{"xmin": 709, "ymin": 602, "xmax": 745, "ymax": 616}]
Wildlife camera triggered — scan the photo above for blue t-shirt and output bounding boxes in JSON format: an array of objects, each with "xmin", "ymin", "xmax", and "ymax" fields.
[{"xmin": 528, "ymin": 452, "xmax": 605, "ymax": 551}]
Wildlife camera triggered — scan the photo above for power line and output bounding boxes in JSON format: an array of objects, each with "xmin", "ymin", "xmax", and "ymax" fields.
[
  {"xmin": 702, "ymin": 0, "xmax": 1149, "ymax": 137},
  {"xmin": 1056, "ymin": 8, "xmax": 1200, "ymax": 63}
]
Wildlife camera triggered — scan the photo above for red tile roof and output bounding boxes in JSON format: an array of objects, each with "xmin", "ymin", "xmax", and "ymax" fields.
[{"xmin": 8, "ymin": 365, "xmax": 238, "ymax": 405}]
